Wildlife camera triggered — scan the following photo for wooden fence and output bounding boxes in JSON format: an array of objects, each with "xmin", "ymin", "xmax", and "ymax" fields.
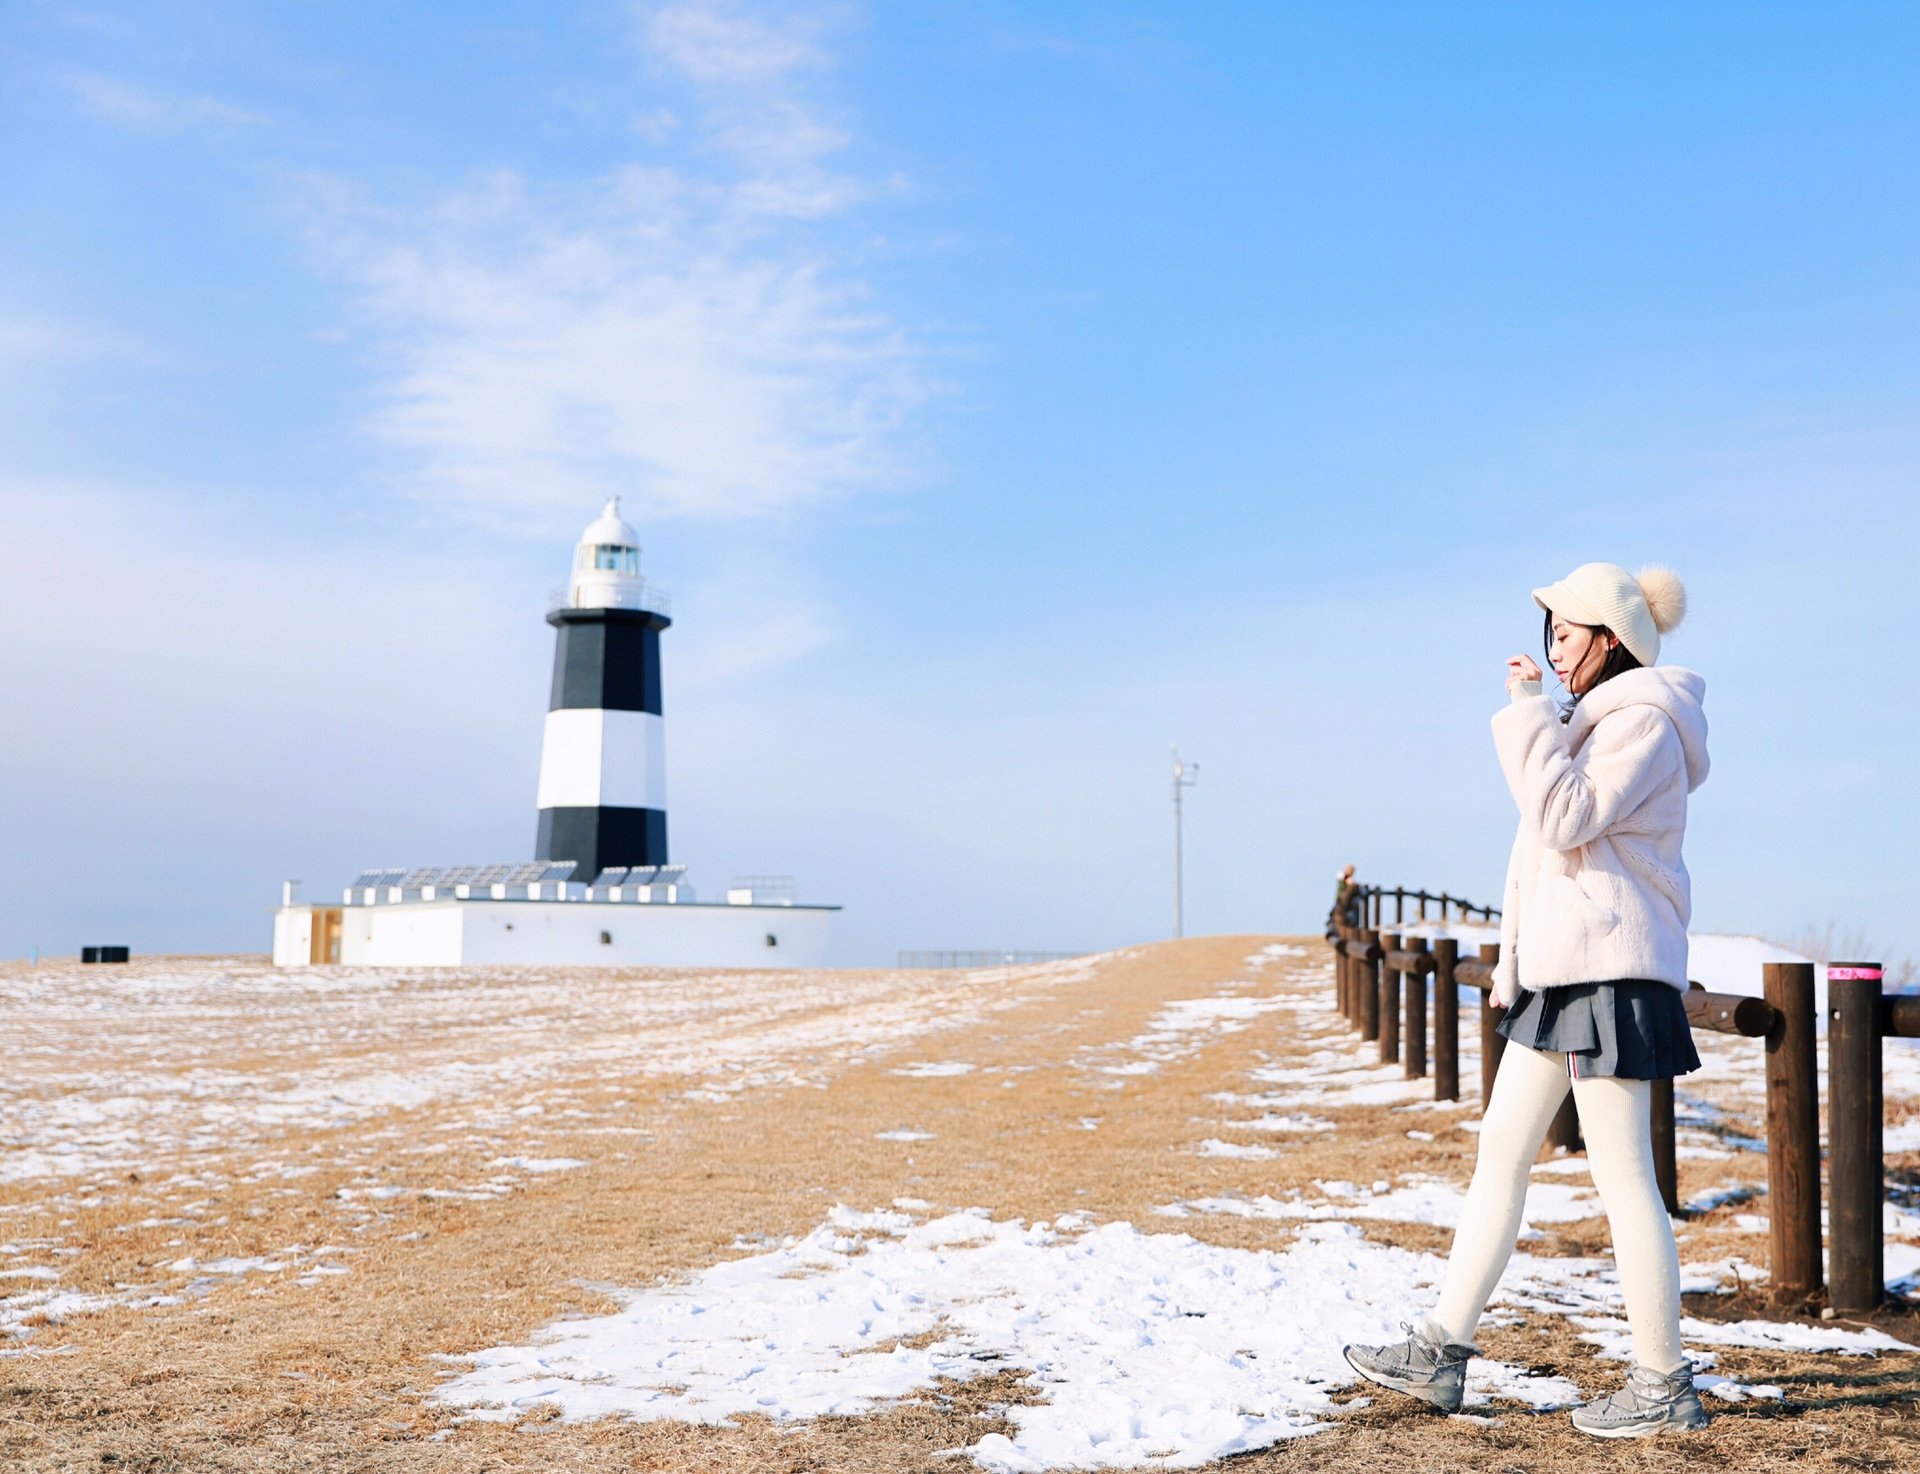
[{"xmin": 1328, "ymin": 882, "xmax": 1918, "ymax": 1314}]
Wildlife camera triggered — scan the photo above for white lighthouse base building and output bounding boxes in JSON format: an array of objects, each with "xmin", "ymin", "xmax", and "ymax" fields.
[{"xmin": 273, "ymin": 873, "xmax": 834, "ymax": 969}]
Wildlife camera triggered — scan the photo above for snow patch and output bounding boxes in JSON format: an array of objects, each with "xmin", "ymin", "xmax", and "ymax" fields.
[
  {"xmin": 1208, "ymin": 1109, "xmax": 1333, "ymax": 1133},
  {"xmin": 1195, "ymin": 1139, "xmax": 1279, "ymax": 1160},
  {"xmin": 1159, "ymin": 1175, "xmax": 1602, "ymax": 1232},
  {"xmin": 437, "ymin": 1211, "xmax": 1576, "ymax": 1468}
]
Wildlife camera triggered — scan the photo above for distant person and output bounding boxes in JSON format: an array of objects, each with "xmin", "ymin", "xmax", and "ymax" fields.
[
  {"xmin": 1332, "ymin": 864, "xmax": 1357, "ymax": 924},
  {"xmin": 1343, "ymin": 563, "xmax": 1709, "ymax": 1438}
]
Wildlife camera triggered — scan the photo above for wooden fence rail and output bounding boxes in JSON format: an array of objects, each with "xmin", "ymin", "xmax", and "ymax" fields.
[{"xmin": 1329, "ymin": 883, "xmax": 1918, "ymax": 1312}]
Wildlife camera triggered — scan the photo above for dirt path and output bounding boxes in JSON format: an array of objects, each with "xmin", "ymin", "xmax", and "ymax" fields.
[{"xmin": 1, "ymin": 938, "xmax": 1915, "ymax": 1470}]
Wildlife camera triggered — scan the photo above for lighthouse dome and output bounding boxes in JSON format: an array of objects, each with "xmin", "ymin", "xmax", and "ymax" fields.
[
  {"xmin": 581, "ymin": 497, "xmax": 639, "ymax": 550},
  {"xmin": 568, "ymin": 497, "xmax": 665, "ymax": 612}
]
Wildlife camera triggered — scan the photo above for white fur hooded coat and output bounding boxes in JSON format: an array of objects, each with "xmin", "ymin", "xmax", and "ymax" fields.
[{"xmin": 1489, "ymin": 667, "xmax": 1710, "ymax": 1002}]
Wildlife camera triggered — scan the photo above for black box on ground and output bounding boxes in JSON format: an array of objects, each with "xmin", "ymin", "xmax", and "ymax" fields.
[{"xmin": 81, "ymin": 946, "xmax": 130, "ymax": 964}]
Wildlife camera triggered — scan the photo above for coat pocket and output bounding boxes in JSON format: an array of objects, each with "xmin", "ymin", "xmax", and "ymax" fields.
[
  {"xmin": 1525, "ymin": 865, "xmax": 1620, "ymax": 982},
  {"xmin": 1539, "ymin": 870, "xmax": 1620, "ymax": 938}
]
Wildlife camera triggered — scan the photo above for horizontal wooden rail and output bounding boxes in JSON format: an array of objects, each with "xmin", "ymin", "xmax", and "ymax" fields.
[
  {"xmin": 1340, "ymin": 883, "xmax": 1502, "ymax": 927},
  {"xmin": 1426, "ymin": 964, "xmax": 1773, "ymax": 1039},
  {"xmin": 1454, "ymin": 958, "xmax": 1493, "ymax": 990},
  {"xmin": 1883, "ymin": 995, "xmax": 1920, "ymax": 1038},
  {"xmin": 1684, "ymin": 989, "xmax": 1776, "ymax": 1038},
  {"xmin": 1383, "ymin": 948, "xmax": 1437, "ymax": 977}
]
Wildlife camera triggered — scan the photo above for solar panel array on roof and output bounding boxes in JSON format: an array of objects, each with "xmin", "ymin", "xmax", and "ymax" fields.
[
  {"xmin": 339, "ymin": 860, "xmax": 611, "ymax": 900},
  {"xmin": 590, "ymin": 867, "xmax": 630, "ymax": 887}
]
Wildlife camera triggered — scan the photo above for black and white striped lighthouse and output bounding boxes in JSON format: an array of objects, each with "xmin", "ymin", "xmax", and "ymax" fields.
[{"xmin": 533, "ymin": 499, "xmax": 671, "ymax": 879}]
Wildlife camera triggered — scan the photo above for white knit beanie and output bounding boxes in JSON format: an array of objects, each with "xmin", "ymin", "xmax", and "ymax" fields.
[{"xmin": 1531, "ymin": 563, "xmax": 1687, "ymax": 667}]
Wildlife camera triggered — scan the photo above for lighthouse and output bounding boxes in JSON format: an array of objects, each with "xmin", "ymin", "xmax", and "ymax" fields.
[
  {"xmin": 533, "ymin": 498, "xmax": 672, "ymax": 880},
  {"xmin": 270, "ymin": 499, "xmax": 840, "ymax": 968}
]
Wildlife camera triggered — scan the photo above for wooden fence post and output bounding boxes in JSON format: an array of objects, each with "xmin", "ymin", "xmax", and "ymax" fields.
[
  {"xmin": 1358, "ymin": 931, "xmax": 1381, "ymax": 1041},
  {"xmin": 1404, "ymin": 936, "xmax": 1428, "ymax": 1079},
  {"xmin": 1433, "ymin": 937, "xmax": 1459, "ymax": 1102},
  {"xmin": 1343, "ymin": 927, "xmax": 1356, "ymax": 1022},
  {"xmin": 1828, "ymin": 962, "xmax": 1885, "ymax": 1315},
  {"xmin": 1379, "ymin": 931, "xmax": 1402, "ymax": 1066},
  {"xmin": 1478, "ymin": 943, "xmax": 1505, "ymax": 1106},
  {"xmin": 1650, "ymin": 1078, "xmax": 1678, "ymax": 1215},
  {"xmin": 1764, "ymin": 962, "xmax": 1822, "ymax": 1301}
]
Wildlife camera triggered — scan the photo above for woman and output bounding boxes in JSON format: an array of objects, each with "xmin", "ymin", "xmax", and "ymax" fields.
[{"xmin": 1344, "ymin": 562, "xmax": 1709, "ymax": 1439}]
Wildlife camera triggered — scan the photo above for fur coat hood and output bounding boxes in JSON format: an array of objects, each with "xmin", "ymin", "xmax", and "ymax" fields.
[{"xmin": 1490, "ymin": 666, "xmax": 1709, "ymax": 998}]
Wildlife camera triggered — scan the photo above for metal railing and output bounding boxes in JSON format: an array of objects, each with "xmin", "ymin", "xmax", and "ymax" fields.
[
  {"xmin": 898, "ymin": 950, "xmax": 1083, "ymax": 969},
  {"xmin": 547, "ymin": 583, "xmax": 672, "ymax": 618}
]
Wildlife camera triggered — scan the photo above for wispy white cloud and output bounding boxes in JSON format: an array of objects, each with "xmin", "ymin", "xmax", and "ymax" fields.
[
  {"xmin": 66, "ymin": 72, "xmax": 263, "ymax": 128},
  {"xmin": 0, "ymin": 311, "xmax": 149, "ymax": 380},
  {"xmin": 647, "ymin": 0, "xmax": 831, "ymax": 84},
  {"xmin": 303, "ymin": 0, "xmax": 931, "ymax": 534}
]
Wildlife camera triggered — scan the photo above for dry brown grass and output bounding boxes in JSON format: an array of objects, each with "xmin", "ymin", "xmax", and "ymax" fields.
[{"xmin": 1, "ymin": 937, "xmax": 1916, "ymax": 1470}]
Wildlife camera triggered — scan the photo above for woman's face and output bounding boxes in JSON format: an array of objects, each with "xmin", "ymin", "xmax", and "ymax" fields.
[{"xmin": 1548, "ymin": 616, "xmax": 1616, "ymax": 695}]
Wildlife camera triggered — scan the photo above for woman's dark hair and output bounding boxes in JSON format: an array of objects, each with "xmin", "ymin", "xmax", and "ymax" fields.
[{"xmin": 1543, "ymin": 609, "xmax": 1640, "ymax": 720}]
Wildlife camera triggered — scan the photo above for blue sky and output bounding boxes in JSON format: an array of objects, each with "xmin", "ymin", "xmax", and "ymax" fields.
[{"xmin": 3, "ymin": 2, "xmax": 1917, "ymax": 967}]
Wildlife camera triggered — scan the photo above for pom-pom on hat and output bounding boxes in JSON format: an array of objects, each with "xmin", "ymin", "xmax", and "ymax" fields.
[{"xmin": 1531, "ymin": 563, "xmax": 1686, "ymax": 667}]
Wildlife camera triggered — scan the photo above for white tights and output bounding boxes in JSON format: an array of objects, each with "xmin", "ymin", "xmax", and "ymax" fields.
[{"xmin": 1429, "ymin": 1040, "xmax": 1685, "ymax": 1373}]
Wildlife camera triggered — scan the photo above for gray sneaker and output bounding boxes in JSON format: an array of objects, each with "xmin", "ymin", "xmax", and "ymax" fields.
[
  {"xmin": 1342, "ymin": 1320, "xmax": 1479, "ymax": 1414},
  {"xmin": 1570, "ymin": 1364, "xmax": 1710, "ymax": 1438}
]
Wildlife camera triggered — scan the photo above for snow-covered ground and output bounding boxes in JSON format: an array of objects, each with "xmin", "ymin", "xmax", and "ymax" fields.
[
  {"xmin": 0, "ymin": 952, "xmax": 1113, "ymax": 1199},
  {"xmin": 430, "ymin": 942, "xmax": 1920, "ymax": 1470},
  {"xmin": 436, "ymin": 1208, "xmax": 1588, "ymax": 1469},
  {"xmin": 5, "ymin": 942, "xmax": 1916, "ymax": 1469},
  {"xmin": 436, "ymin": 1200, "xmax": 1908, "ymax": 1470}
]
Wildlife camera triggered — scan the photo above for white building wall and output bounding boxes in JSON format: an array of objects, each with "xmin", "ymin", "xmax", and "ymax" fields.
[
  {"xmin": 272, "ymin": 908, "xmax": 313, "ymax": 967},
  {"xmin": 362, "ymin": 903, "xmax": 469, "ymax": 967},
  {"xmin": 458, "ymin": 901, "xmax": 829, "ymax": 968},
  {"xmin": 278, "ymin": 900, "xmax": 831, "ymax": 968},
  {"xmin": 339, "ymin": 905, "xmax": 378, "ymax": 965}
]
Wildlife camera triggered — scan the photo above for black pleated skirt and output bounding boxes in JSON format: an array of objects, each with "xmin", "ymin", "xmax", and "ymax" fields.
[{"xmin": 1496, "ymin": 980, "xmax": 1701, "ymax": 1080}]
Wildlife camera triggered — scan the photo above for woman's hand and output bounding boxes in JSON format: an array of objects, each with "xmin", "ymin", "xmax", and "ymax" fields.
[{"xmin": 1505, "ymin": 654, "xmax": 1544, "ymax": 696}]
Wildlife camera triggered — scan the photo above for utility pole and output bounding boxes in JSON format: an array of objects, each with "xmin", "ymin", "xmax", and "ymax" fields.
[{"xmin": 1171, "ymin": 745, "xmax": 1199, "ymax": 938}]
